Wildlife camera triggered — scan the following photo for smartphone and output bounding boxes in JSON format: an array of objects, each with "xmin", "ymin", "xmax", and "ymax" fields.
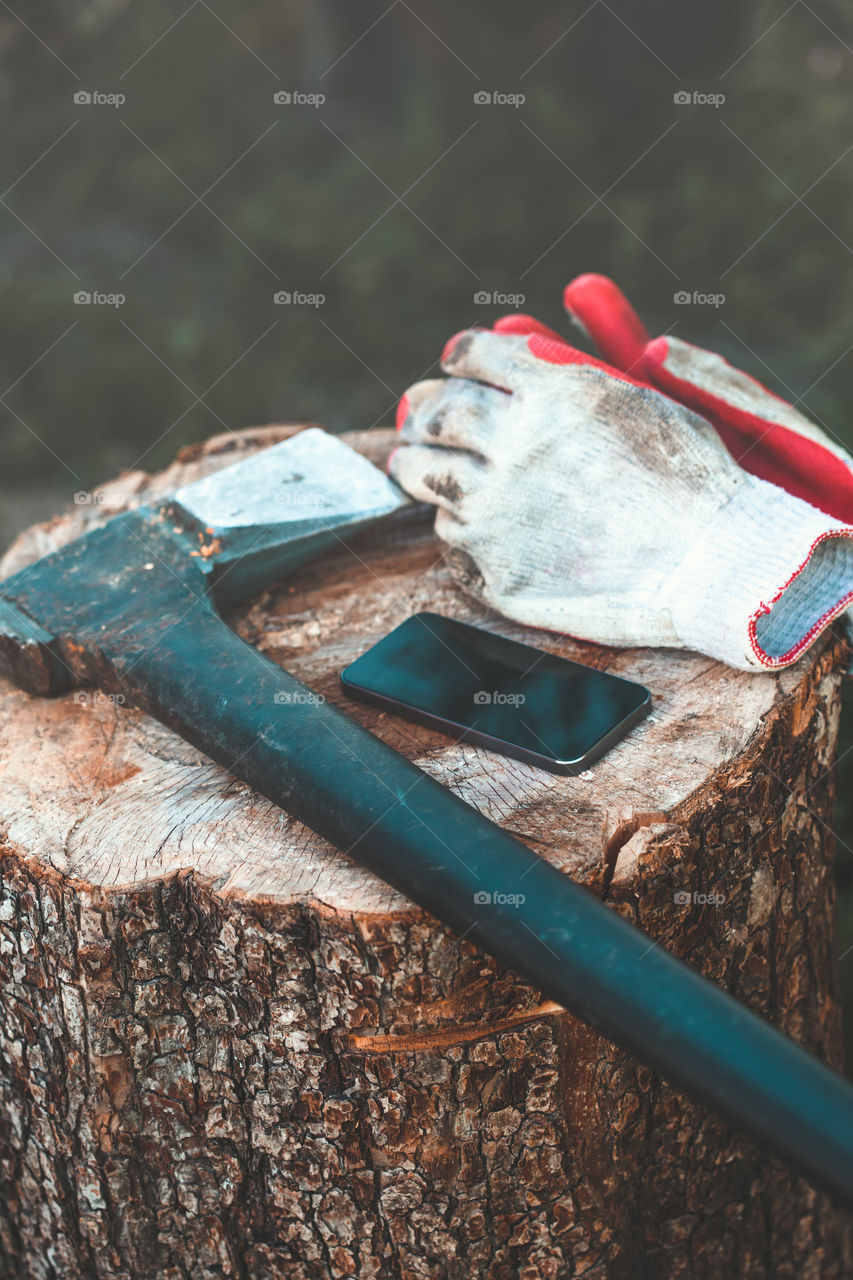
[{"xmin": 341, "ymin": 611, "xmax": 651, "ymax": 775}]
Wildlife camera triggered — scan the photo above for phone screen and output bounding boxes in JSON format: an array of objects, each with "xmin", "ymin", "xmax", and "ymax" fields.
[{"xmin": 341, "ymin": 612, "xmax": 651, "ymax": 774}]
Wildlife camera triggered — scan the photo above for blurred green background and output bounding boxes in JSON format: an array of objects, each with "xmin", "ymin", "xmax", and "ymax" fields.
[{"xmin": 3, "ymin": 0, "xmax": 853, "ymax": 1060}]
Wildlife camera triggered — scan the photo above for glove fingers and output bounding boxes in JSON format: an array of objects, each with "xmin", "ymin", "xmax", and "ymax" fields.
[
  {"xmin": 396, "ymin": 379, "xmax": 444, "ymax": 433},
  {"xmin": 523, "ymin": 331, "xmax": 652, "ymax": 388},
  {"xmin": 399, "ymin": 377, "xmax": 507, "ymax": 453},
  {"xmin": 493, "ymin": 313, "xmax": 571, "ymax": 346},
  {"xmin": 562, "ymin": 273, "xmax": 650, "ymax": 373},
  {"xmin": 389, "ymin": 443, "xmax": 485, "ymax": 517},
  {"xmin": 441, "ymin": 328, "xmax": 543, "ymax": 389},
  {"xmin": 645, "ymin": 336, "xmax": 853, "ymax": 522},
  {"xmin": 441, "ymin": 324, "xmax": 638, "ymax": 390},
  {"xmin": 645, "ymin": 336, "xmax": 792, "ymax": 419}
]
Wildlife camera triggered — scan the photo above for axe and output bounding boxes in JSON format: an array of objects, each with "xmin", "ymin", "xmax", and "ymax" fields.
[{"xmin": 1, "ymin": 427, "xmax": 852, "ymax": 1206}]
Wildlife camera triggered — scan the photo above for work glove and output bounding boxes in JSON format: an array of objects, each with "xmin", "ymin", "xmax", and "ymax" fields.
[
  {"xmin": 495, "ymin": 272, "xmax": 853, "ymax": 525},
  {"xmin": 391, "ymin": 327, "xmax": 853, "ymax": 672},
  {"xmin": 496, "ymin": 274, "xmax": 853, "ymax": 669}
]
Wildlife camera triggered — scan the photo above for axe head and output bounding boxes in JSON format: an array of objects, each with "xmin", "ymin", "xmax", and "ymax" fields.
[
  {"xmin": 166, "ymin": 428, "xmax": 410, "ymax": 604},
  {"xmin": 0, "ymin": 429, "xmax": 410, "ymax": 696}
]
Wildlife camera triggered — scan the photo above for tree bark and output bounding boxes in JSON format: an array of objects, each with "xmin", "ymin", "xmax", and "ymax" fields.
[{"xmin": 0, "ymin": 426, "xmax": 850, "ymax": 1280}]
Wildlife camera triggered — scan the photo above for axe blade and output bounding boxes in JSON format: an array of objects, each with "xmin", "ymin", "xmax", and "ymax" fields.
[
  {"xmin": 172, "ymin": 427, "xmax": 408, "ymax": 536},
  {"xmin": 166, "ymin": 429, "xmax": 411, "ymax": 605},
  {"xmin": 0, "ymin": 430, "xmax": 411, "ymax": 687}
]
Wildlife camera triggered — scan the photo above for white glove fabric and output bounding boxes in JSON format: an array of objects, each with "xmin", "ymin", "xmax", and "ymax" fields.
[
  {"xmin": 390, "ymin": 329, "xmax": 853, "ymax": 671},
  {"xmin": 650, "ymin": 336, "xmax": 853, "ymax": 665}
]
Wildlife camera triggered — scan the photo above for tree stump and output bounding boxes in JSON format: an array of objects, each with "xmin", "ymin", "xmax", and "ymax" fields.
[{"xmin": 0, "ymin": 425, "xmax": 850, "ymax": 1280}]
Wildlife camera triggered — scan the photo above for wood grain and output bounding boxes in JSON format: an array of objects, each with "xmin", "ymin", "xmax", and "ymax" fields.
[{"xmin": 0, "ymin": 425, "xmax": 850, "ymax": 1279}]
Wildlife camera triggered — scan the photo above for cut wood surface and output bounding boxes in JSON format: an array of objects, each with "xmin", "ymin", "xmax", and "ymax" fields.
[{"xmin": 0, "ymin": 424, "xmax": 850, "ymax": 1280}]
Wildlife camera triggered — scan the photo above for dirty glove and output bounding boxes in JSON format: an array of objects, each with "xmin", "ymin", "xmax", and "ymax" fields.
[
  {"xmin": 497, "ymin": 274, "xmax": 853, "ymax": 666},
  {"xmin": 496, "ymin": 272, "xmax": 853, "ymax": 523},
  {"xmin": 391, "ymin": 328, "xmax": 853, "ymax": 671}
]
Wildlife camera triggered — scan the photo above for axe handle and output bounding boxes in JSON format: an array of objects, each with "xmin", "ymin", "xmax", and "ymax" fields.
[{"xmin": 119, "ymin": 607, "xmax": 853, "ymax": 1206}]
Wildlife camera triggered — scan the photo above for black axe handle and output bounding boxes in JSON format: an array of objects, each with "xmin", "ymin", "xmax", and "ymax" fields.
[{"xmin": 115, "ymin": 602, "xmax": 853, "ymax": 1207}]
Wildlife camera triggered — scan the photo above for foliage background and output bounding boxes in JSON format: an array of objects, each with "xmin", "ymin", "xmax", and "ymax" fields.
[{"xmin": 3, "ymin": 0, "xmax": 853, "ymax": 1061}]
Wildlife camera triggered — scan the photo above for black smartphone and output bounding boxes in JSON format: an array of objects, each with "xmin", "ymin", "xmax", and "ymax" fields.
[{"xmin": 341, "ymin": 611, "xmax": 651, "ymax": 775}]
